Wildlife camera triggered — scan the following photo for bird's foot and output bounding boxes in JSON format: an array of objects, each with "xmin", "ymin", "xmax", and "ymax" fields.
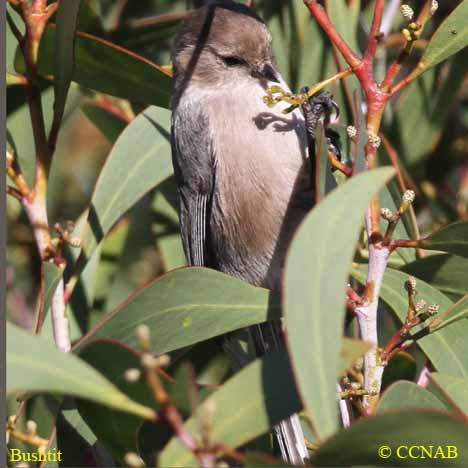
[{"xmin": 301, "ymin": 88, "xmax": 342, "ymax": 162}]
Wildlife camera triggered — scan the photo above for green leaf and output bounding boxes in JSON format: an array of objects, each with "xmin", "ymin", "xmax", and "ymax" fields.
[
  {"xmin": 382, "ymin": 351, "xmax": 417, "ymax": 390},
  {"xmin": 377, "ymin": 381, "xmax": 446, "ymax": 413},
  {"xmin": 429, "ymin": 294, "xmax": 468, "ymax": 334},
  {"xmin": 284, "ymin": 167, "xmax": 395, "ymax": 439},
  {"xmin": 339, "ymin": 338, "xmax": 371, "ymax": 377},
  {"xmin": 43, "ymin": 262, "xmax": 65, "ymax": 320},
  {"xmin": 74, "ymin": 267, "xmax": 280, "ymax": 354},
  {"xmin": 428, "ymin": 373, "xmax": 468, "ymax": 415},
  {"xmin": 419, "ymin": 0, "xmax": 468, "ymax": 71},
  {"xmin": 20, "ymin": 26, "xmax": 172, "ymax": 108},
  {"xmin": 420, "ymin": 222, "xmax": 468, "ymax": 259},
  {"xmin": 352, "ymin": 266, "xmax": 468, "ymax": 378},
  {"xmin": 311, "ymin": 411, "xmax": 468, "ymax": 466},
  {"xmin": 81, "ymin": 103, "xmax": 128, "ymax": 143},
  {"xmin": 401, "ymin": 254, "xmax": 468, "ymax": 298},
  {"xmin": 78, "ymin": 105, "xmax": 172, "ymax": 265},
  {"xmin": 7, "ymin": 88, "xmax": 55, "ymax": 186},
  {"xmin": 391, "ymin": 55, "xmax": 468, "ymax": 166},
  {"xmin": 6, "ymin": 323, "xmax": 155, "ymax": 420},
  {"xmin": 51, "ymin": 0, "xmax": 82, "ymax": 141},
  {"xmin": 159, "ymin": 352, "xmax": 302, "ymax": 467},
  {"xmin": 152, "ymin": 177, "xmax": 186, "ymax": 271},
  {"xmin": 77, "ymin": 340, "xmax": 154, "ymax": 461}
]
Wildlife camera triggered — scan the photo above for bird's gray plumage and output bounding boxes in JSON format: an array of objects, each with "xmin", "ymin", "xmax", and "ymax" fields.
[{"xmin": 171, "ymin": 1, "xmax": 311, "ymax": 464}]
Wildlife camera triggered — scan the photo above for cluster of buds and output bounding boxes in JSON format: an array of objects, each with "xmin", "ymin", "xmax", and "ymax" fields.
[
  {"xmin": 367, "ymin": 131, "xmax": 381, "ymax": 149},
  {"xmin": 400, "ymin": 189, "xmax": 415, "ymax": 211},
  {"xmin": 53, "ymin": 222, "xmax": 81, "ymax": 249},
  {"xmin": 380, "ymin": 208, "xmax": 398, "ymax": 223},
  {"xmin": 400, "ymin": 4, "xmax": 414, "ymax": 20},
  {"xmin": 346, "ymin": 125, "xmax": 357, "ymax": 139},
  {"xmin": 430, "ymin": 0, "xmax": 439, "ymax": 16},
  {"xmin": 405, "ymin": 276, "xmax": 417, "ymax": 296}
]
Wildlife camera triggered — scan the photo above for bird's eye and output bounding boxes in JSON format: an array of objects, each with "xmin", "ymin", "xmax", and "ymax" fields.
[{"xmin": 222, "ymin": 56, "xmax": 245, "ymax": 67}]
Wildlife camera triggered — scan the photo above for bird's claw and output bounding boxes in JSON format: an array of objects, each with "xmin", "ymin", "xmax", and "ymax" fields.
[{"xmin": 301, "ymin": 88, "xmax": 342, "ymax": 164}]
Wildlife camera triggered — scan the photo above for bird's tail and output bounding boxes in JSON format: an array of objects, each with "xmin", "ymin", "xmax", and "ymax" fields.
[{"xmin": 251, "ymin": 322, "xmax": 308, "ymax": 466}]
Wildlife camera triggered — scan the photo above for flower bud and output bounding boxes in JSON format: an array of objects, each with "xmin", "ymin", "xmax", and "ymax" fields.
[{"xmin": 400, "ymin": 4, "xmax": 414, "ymax": 20}]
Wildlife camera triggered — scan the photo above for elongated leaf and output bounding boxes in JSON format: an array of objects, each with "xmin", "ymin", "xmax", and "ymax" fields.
[
  {"xmin": 43, "ymin": 262, "xmax": 64, "ymax": 319},
  {"xmin": 52, "ymin": 0, "xmax": 82, "ymax": 139},
  {"xmin": 392, "ymin": 56, "xmax": 467, "ymax": 166},
  {"xmin": 77, "ymin": 341, "xmax": 154, "ymax": 461},
  {"xmin": 78, "ymin": 105, "xmax": 172, "ymax": 265},
  {"xmin": 7, "ymin": 88, "xmax": 55, "ymax": 186},
  {"xmin": 377, "ymin": 381, "xmax": 446, "ymax": 413},
  {"xmin": 152, "ymin": 178, "xmax": 186, "ymax": 272},
  {"xmin": 16, "ymin": 26, "xmax": 172, "ymax": 108},
  {"xmin": 339, "ymin": 338, "xmax": 371, "ymax": 376},
  {"xmin": 429, "ymin": 294, "xmax": 468, "ymax": 333},
  {"xmin": 428, "ymin": 373, "xmax": 468, "ymax": 415},
  {"xmin": 401, "ymin": 254, "xmax": 468, "ymax": 298},
  {"xmin": 311, "ymin": 411, "xmax": 468, "ymax": 466},
  {"xmin": 419, "ymin": 0, "xmax": 468, "ymax": 71},
  {"xmin": 419, "ymin": 222, "xmax": 468, "ymax": 259},
  {"xmin": 352, "ymin": 266, "xmax": 468, "ymax": 378},
  {"xmin": 81, "ymin": 104, "xmax": 128, "ymax": 144},
  {"xmin": 284, "ymin": 167, "xmax": 395, "ymax": 439},
  {"xmin": 74, "ymin": 267, "xmax": 280, "ymax": 354},
  {"xmin": 159, "ymin": 352, "xmax": 302, "ymax": 467},
  {"xmin": 7, "ymin": 324, "xmax": 155, "ymax": 420}
]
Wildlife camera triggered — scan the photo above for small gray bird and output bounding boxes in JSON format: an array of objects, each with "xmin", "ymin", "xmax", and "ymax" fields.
[{"xmin": 171, "ymin": 1, "xmax": 320, "ymax": 464}]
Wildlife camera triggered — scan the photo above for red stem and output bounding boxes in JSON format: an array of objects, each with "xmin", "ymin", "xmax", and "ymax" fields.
[
  {"xmin": 303, "ymin": 1, "xmax": 361, "ymax": 69},
  {"xmin": 364, "ymin": 0, "xmax": 384, "ymax": 62},
  {"xmin": 389, "ymin": 238, "xmax": 426, "ymax": 252}
]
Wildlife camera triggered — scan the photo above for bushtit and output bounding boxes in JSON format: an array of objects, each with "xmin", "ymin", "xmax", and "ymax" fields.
[{"xmin": 171, "ymin": 0, "xmax": 333, "ymax": 464}]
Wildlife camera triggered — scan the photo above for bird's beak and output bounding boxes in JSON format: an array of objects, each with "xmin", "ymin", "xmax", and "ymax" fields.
[{"xmin": 251, "ymin": 63, "xmax": 280, "ymax": 83}]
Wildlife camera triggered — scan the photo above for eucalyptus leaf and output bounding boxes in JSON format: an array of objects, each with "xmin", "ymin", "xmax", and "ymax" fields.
[
  {"xmin": 419, "ymin": 221, "xmax": 468, "ymax": 259},
  {"xmin": 352, "ymin": 266, "xmax": 468, "ymax": 378},
  {"xmin": 77, "ymin": 105, "xmax": 172, "ymax": 267},
  {"xmin": 377, "ymin": 381, "xmax": 446, "ymax": 413},
  {"xmin": 16, "ymin": 26, "xmax": 172, "ymax": 108},
  {"xmin": 428, "ymin": 372, "xmax": 468, "ymax": 415},
  {"xmin": 7, "ymin": 324, "xmax": 155, "ymax": 420},
  {"xmin": 401, "ymin": 254, "xmax": 468, "ymax": 298},
  {"xmin": 81, "ymin": 104, "xmax": 128, "ymax": 144},
  {"xmin": 418, "ymin": 0, "xmax": 468, "ymax": 71},
  {"xmin": 74, "ymin": 267, "xmax": 280, "ymax": 354},
  {"xmin": 159, "ymin": 352, "xmax": 302, "ymax": 467},
  {"xmin": 284, "ymin": 167, "xmax": 394, "ymax": 439},
  {"xmin": 311, "ymin": 411, "xmax": 468, "ymax": 466},
  {"xmin": 429, "ymin": 294, "xmax": 468, "ymax": 334},
  {"xmin": 52, "ymin": 0, "xmax": 82, "ymax": 140}
]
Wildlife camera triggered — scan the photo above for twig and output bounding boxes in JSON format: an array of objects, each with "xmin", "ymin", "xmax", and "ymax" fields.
[
  {"xmin": 364, "ymin": 0, "xmax": 384, "ymax": 61},
  {"xmin": 122, "ymin": 11, "xmax": 191, "ymax": 30},
  {"xmin": 50, "ymin": 278, "xmax": 71, "ymax": 352},
  {"xmin": 355, "ymin": 244, "xmax": 390, "ymax": 407},
  {"xmin": 6, "ymin": 186, "xmax": 22, "ymax": 201},
  {"xmin": 303, "ymin": 1, "xmax": 361, "ymax": 69},
  {"xmin": 337, "ymin": 384, "xmax": 351, "ymax": 428}
]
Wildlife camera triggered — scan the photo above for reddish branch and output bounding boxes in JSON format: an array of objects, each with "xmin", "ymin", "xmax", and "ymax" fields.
[
  {"xmin": 304, "ymin": 1, "xmax": 361, "ymax": 70},
  {"xmin": 365, "ymin": 0, "xmax": 385, "ymax": 61}
]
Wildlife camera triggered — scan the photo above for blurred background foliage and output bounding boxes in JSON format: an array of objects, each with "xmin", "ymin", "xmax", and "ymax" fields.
[{"xmin": 6, "ymin": 0, "xmax": 468, "ymax": 466}]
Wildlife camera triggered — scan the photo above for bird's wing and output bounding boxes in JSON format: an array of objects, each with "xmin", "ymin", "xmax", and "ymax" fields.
[{"xmin": 171, "ymin": 107, "xmax": 215, "ymax": 267}]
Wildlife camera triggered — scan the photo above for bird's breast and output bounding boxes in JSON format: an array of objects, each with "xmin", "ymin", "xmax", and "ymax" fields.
[{"xmin": 201, "ymin": 80, "xmax": 312, "ymax": 287}]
